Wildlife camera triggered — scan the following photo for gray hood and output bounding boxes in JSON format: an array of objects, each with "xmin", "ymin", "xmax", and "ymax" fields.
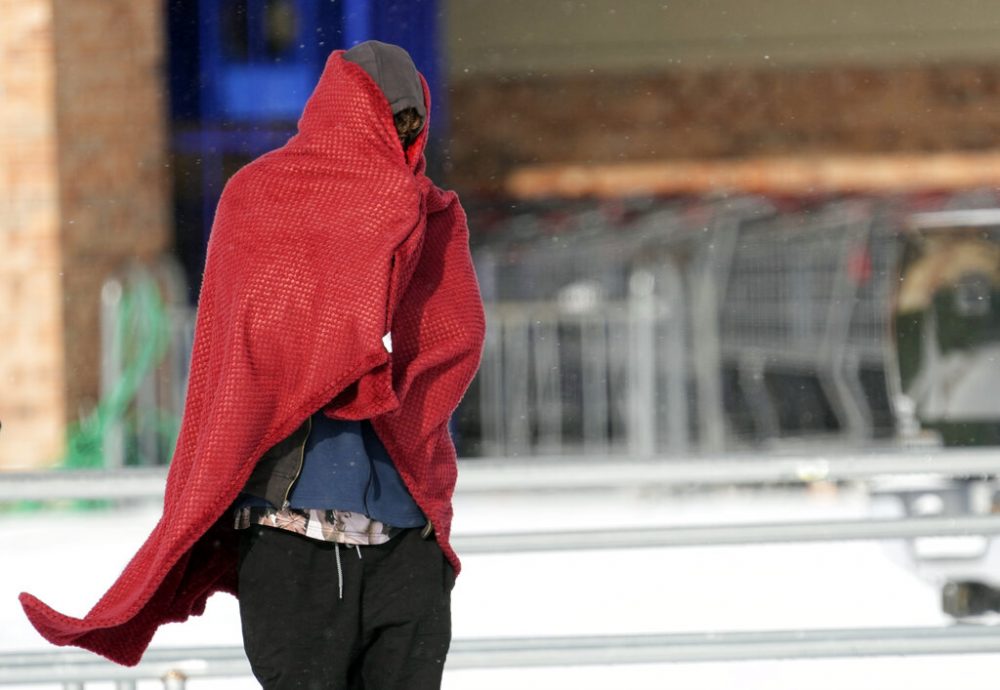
[{"xmin": 343, "ymin": 40, "xmax": 426, "ymax": 128}]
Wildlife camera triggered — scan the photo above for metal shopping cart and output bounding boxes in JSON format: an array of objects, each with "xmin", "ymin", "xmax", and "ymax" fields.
[{"xmin": 715, "ymin": 200, "xmax": 899, "ymax": 447}]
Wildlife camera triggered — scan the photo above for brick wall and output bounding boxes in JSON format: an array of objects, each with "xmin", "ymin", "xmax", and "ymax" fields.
[
  {"xmin": 448, "ymin": 63, "xmax": 1000, "ymax": 194},
  {"xmin": 0, "ymin": 0, "xmax": 65, "ymax": 470},
  {"xmin": 52, "ymin": 0, "xmax": 170, "ymax": 422},
  {"xmin": 0, "ymin": 0, "xmax": 169, "ymax": 469}
]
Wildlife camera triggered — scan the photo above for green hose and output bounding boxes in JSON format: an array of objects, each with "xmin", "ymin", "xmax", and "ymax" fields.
[
  {"xmin": 7, "ymin": 274, "xmax": 176, "ymax": 512},
  {"xmin": 62, "ymin": 276, "xmax": 172, "ymax": 472}
]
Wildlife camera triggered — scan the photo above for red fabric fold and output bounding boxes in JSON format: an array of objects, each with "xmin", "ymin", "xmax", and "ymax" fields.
[{"xmin": 20, "ymin": 50, "xmax": 485, "ymax": 666}]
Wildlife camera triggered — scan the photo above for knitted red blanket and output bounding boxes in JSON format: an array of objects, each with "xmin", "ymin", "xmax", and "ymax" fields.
[{"xmin": 19, "ymin": 51, "xmax": 485, "ymax": 666}]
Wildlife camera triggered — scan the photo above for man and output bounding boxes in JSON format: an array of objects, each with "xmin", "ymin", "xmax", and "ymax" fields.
[
  {"xmin": 234, "ymin": 41, "xmax": 472, "ymax": 689},
  {"xmin": 21, "ymin": 41, "xmax": 485, "ymax": 690}
]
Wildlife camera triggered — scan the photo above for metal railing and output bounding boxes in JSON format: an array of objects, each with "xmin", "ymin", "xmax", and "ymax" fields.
[
  {"xmin": 3, "ymin": 448, "xmax": 998, "ymax": 502},
  {"xmin": 453, "ymin": 514, "xmax": 1000, "ymax": 553},
  {"xmin": 6, "ymin": 626, "xmax": 1000, "ymax": 687},
  {"xmin": 5, "ymin": 464, "xmax": 1000, "ymax": 551},
  {"xmin": 5, "ymin": 455, "xmax": 1000, "ymax": 687}
]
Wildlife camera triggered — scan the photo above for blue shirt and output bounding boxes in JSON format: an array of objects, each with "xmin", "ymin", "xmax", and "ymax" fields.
[{"xmin": 283, "ymin": 411, "xmax": 426, "ymax": 528}]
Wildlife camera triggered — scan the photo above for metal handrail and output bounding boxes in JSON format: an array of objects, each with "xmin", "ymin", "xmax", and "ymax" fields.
[
  {"xmin": 4, "ymin": 626, "xmax": 1000, "ymax": 687},
  {"xmin": 9, "ymin": 463, "xmax": 997, "ymax": 548},
  {"xmin": 457, "ymin": 450, "xmax": 1000, "ymax": 491},
  {"xmin": 452, "ymin": 514, "xmax": 1000, "ymax": 553},
  {"xmin": 2, "ymin": 448, "xmax": 998, "ymax": 502},
  {"xmin": 450, "ymin": 626, "xmax": 1000, "ymax": 666},
  {"xmin": 6, "ymin": 455, "xmax": 1000, "ymax": 687}
]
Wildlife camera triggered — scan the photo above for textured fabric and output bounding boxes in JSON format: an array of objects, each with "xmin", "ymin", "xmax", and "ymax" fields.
[
  {"xmin": 288, "ymin": 414, "xmax": 426, "ymax": 527},
  {"xmin": 234, "ymin": 506, "xmax": 401, "ymax": 546},
  {"xmin": 238, "ymin": 525, "xmax": 453, "ymax": 689},
  {"xmin": 19, "ymin": 49, "xmax": 485, "ymax": 666}
]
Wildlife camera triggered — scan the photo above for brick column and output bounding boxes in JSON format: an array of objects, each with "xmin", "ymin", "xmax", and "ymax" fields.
[
  {"xmin": 0, "ymin": 0, "xmax": 65, "ymax": 470},
  {"xmin": 0, "ymin": 0, "xmax": 169, "ymax": 470},
  {"xmin": 52, "ymin": 0, "xmax": 170, "ymax": 430}
]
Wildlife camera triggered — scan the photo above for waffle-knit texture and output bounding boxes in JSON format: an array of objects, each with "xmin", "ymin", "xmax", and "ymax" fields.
[{"xmin": 19, "ymin": 51, "xmax": 486, "ymax": 666}]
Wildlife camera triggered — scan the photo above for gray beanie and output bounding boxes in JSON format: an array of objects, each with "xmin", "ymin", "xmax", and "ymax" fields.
[{"xmin": 343, "ymin": 40, "xmax": 426, "ymax": 127}]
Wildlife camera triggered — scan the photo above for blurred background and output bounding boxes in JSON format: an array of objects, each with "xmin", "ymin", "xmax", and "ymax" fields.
[
  {"xmin": 6, "ymin": 1, "xmax": 1000, "ymax": 688},
  {"xmin": 9, "ymin": 0, "xmax": 1000, "ymax": 469}
]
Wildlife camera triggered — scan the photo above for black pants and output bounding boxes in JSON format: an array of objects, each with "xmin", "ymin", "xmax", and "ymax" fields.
[{"xmin": 237, "ymin": 524, "xmax": 454, "ymax": 690}]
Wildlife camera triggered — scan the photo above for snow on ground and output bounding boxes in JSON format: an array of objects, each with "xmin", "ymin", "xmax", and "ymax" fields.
[{"xmin": 3, "ymin": 484, "xmax": 999, "ymax": 689}]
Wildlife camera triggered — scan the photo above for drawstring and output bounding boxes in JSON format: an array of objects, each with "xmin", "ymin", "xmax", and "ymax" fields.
[
  {"xmin": 334, "ymin": 544, "xmax": 363, "ymax": 599},
  {"xmin": 335, "ymin": 543, "xmax": 343, "ymax": 600}
]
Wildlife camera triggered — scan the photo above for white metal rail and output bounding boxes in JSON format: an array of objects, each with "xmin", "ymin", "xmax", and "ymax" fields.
[
  {"xmin": 4, "ymin": 468, "xmax": 1000, "ymax": 550},
  {"xmin": 2, "ymin": 448, "xmax": 998, "ymax": 502},
  {"xmin": 453, "ymin": 515, "xmax": 1000, "ymax": 553},
  {"xmin": 4, "ymin": 626, "xmax": 1000, "ymax": 687},
  {"xmin": 448, "ymin": 626, "xmax": 1000, "ymax": 665},
  {"xmin": 4, "ymin": 454, "xmax": 1000, "ymax": 687}
]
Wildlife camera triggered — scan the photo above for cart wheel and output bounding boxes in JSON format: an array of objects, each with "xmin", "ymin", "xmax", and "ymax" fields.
[{"xmin": 942, "ymin": 580, "xmax": 1000, "ymax": 617}]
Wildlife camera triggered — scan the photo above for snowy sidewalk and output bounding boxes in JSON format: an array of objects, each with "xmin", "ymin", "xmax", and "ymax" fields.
[{"xmin": 3, "ymin": 487, "xmax": 998, "ymax": 689}]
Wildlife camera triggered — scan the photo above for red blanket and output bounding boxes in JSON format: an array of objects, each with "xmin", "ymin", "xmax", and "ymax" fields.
[{"xmin": 20, "ymin": 51, "xmax": 485, "ymax": 666}]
